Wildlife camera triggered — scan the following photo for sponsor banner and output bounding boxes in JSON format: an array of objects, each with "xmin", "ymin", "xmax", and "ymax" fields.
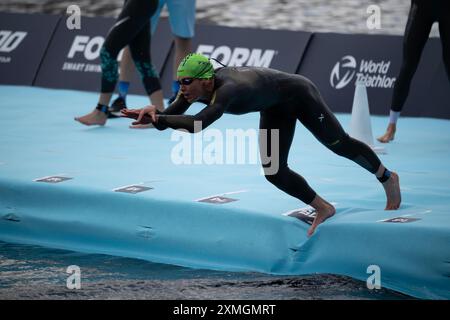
[
  {"xmin": 297, "ymin": 33, "xmax": 448, "ymax": 118},
  {"xmin": 0, "ymin": 12, "xmax": 60, "ymax": 86},
  {"xmin": 159, "ymin": 24, "xmax": 311, "ymax": 98},
  {"xmin": 426, "ymin": 58, "xmax": 450, "ymax": 119},
  {"xmin": 34, "ymin": 16, "xmax": 172, "ymax": 95}
]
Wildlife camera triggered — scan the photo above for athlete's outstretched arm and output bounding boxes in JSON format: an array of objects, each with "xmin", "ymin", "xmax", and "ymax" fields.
[
  {"xmin": 120, "ymin": 94, "xmax": 192, "ymax": 126},
  {"xmin": 160, "ymin": 93, "xmax": 191, "ymax": 116},
  {"xmin": 156, "ymin": 101, "xmax": 225, "ymax": 132}
]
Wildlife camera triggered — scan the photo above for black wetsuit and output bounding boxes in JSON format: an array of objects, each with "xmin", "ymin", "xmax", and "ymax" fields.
[
  {"xmin": 154, "ymin": 67, "xmax": 382, "ymax": 204},
  {"xmin": 391, "ymin": 0, "xmax": 450, "ymax": 112},
  {"xmin": 100, "ymin": 0, "xmax": 161, "ymax": 95}
]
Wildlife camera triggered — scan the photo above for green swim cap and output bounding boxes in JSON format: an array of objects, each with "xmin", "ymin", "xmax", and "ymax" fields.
[{"xmin": 177, "ymin": 53, "xmax": 214, "ymax": 79}]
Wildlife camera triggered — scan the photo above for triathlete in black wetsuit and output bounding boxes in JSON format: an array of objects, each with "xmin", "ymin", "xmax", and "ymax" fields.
[
  {"xmin": 75, "ymin": 0, "xmax": 162, "ymax": 126},
  {"xmin": 378, "ymin": 0, "xmax": 450, "ymax": 143},
  {"xmin": 122, "ymin": 53, "xmax": 402, "ymax": 236}
]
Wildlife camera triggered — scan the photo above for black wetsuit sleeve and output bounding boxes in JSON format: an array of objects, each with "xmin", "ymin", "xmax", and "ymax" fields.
[
  {"xmin": 160, "ymin": 92, "xmax": 191, "ymax": 116},
  {"xmin": 151, "ymin": 93, "xmax": 192, "ymax": 130},
  {"xmin": 155, "ymin": 83, "xmax": 233, "ymax": 132},
  {"xmin": 157, "ymin": 101, "xmax": 225, "ymax": 133}
]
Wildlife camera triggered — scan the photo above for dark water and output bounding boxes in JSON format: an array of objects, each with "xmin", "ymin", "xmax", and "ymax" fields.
[{"xmin": 0, "ymin": 241, "xmax": 413, "ymax": 300}]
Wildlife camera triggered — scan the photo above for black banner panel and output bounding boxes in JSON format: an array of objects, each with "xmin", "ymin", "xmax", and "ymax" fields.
[
  {"xmin": 34, "ymin": 15, "xmax": 172, "ymax": 95},
  {"xmin": 0, "ymin": 12, "xmax": 60, "ymax": 86},
  {"xmin": 297, "ymin": 33, "xmax": 449, "ymax": 118},
  {"xmin": 426, "ymin": 59, "xmax": 450, "ymax": 119},
  {"xmin": 159, "ymin": 24, "xmax": 312, "ymax": 97}
]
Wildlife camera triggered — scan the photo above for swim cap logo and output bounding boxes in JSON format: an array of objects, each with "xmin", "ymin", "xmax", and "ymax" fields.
[{"xmin": 330, "ymin": 55, "xmax": 357, "ymax": 89}]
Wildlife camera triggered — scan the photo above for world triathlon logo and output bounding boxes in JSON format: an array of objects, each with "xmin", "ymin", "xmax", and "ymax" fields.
[
  {"xmin": 330, "ymin": 55, "xmax": 396, "ymax": 89},
  {"xmin": 330, "ymin": 55, "xmax": 357, "ymax": 89}
]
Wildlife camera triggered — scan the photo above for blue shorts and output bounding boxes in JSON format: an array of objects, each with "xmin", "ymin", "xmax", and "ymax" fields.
[{"xmin": 151, "ymin": 0, "xmax": 196, "ymax": 38}]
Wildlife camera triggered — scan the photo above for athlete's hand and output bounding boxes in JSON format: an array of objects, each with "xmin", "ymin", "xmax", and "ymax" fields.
[
  {"xmin": 120, "ymin": 108, "xmax": 151, "ymax": 125},
  {"xmin": 137, "ymin": 105, "xmax": 159, "ymax": 124},
  {"xmin": 121, "ymin": 106, "xmax": 156, "ymax": 125},
  {"xmin": 120, "ymin": 108, "xmax": 140, "ymax": 120}
]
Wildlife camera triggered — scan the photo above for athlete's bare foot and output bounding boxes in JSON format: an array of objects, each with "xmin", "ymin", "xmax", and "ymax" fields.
[
  {"xmin": 377, "ymin": 123, "xmax": 396, "ymax": 143},
  {"xmin": 307, "ymin": 195, "xmax": 336, "ymax": 237},
  {"xmin": 75, "ymin": 110, "xmax": 107, "ymax": 126},
  {"xmin": 382, "ymin": 171, "xmax": 401, "ymax": 210}
]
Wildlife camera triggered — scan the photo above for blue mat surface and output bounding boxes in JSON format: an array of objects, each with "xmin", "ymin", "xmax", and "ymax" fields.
[{"xmin": 0, "ymin": 85, "xmax": 449, "ymax": 299}]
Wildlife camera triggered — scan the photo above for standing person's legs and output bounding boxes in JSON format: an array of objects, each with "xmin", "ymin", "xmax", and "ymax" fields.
[
  {"xmin": 378, "ymin": 1, "xmax": 433, "ymax": 142},
  {"xmin": 118, "ymin": 47, "xmax": 135, "ymax": 82},
  {"xmin": 75, "ymin": 0, "xmax": 157, "ymax": 125},
  {"xmin": 111, "ymin": 0, "xmax": 162, "ymax": 117},
  {"xmin": 100, "ymin": 0, "xmax": 158, "ymax": 105},
  {"xmin": 173, "ymin": 37, "xmax": 192, "ymax": 83},
  {"xmin": 128, "ymin": 19, "xmax": 164, "ymax": 111},
  {"xmin": 166, "ymin": 0, "xmax": 196, "ymax": 102},
  {"xmin": 294, "ymin": 76, "xmax": 401, "ymax": 211},
  {"xmin": 108, "ymin": 46, "xmax": 133, "ymax": 118},
  {"xmin": 114, "ymin": 49, "xmax": 133, "ymax": 99}
]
